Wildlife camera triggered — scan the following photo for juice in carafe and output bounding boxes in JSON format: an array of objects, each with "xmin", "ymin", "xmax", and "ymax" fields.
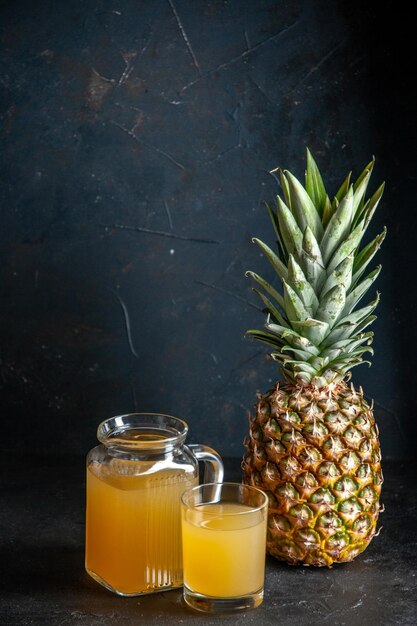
[{"xmin": 86, "ymin": 458, "xmax": 197, "ymax": 595}]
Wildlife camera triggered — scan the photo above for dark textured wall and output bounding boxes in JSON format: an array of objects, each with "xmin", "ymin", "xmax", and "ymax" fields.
[{"xmin": 1, "ymin": 1, "xmax": 415, "ymax": 458}]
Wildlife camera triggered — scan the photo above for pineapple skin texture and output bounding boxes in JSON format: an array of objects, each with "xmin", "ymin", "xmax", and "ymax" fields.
[{"xmin": 242, "ymin": 380, "xmax": 383, "ymax": 566}]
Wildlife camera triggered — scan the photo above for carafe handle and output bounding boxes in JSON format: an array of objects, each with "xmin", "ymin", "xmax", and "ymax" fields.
[{"xmin": 188, "ymin": 444, "xmax": 224, "ymax": 484}]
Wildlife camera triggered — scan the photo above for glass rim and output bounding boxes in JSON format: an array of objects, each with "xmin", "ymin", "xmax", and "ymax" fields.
[
  {"xmin": 181, "ymin": 482, "xmax": 268, "ymax": 515},
  {"xmin": 97, "ymin": 412, "xmax": 188, "ymax": 450}
]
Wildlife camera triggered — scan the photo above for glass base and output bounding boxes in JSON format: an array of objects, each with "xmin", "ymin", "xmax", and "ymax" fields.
[
  {"xmin": 183, "ymin": 585, "xmax": 264, "ymax": 613},
  {"xmin": 86, "ymin": 567, "xmax": 181, "ymax": 597}
]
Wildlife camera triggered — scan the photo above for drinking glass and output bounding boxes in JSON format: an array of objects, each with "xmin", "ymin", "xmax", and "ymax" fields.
[{"xmin": 181, "ymin": 482, "xmax": 268, "ymax": 613}]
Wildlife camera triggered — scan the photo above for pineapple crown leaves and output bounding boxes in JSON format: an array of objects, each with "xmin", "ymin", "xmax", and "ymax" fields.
[{"xmin": 246, "ymin": 149, "xmax": 386, "ymax": 388}]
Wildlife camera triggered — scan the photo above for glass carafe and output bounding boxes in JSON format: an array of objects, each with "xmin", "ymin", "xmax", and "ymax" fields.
[{"xmin": 85, "ymin": 413, "xmax": 223, "ymax": 596}]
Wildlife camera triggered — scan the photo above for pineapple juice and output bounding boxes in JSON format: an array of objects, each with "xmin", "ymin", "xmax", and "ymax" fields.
[
  {"xmin": 86, "ymin": 461, "xmax": 197, "ymax": 595},
  {"xmin": 182, "ymin": 502, "xmax": 267, "ymax": 597}
]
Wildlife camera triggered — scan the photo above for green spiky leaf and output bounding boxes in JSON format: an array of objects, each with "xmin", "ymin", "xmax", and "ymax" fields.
[
  {"xmin": 322, "ymin": 195, "xmax": 333, "ymax": 228},
  {"xmin": 342, "ymin": 266, "xmax": 381, "ymax": 316},
  {"xmin": 265, "ymin": 202, "xmax": 287, "ymax": 261},
  {"xmin": 291, "ymin": 319, "xmax": 330, "ymax": 345},
  {"xmin": 275, "ymin": 196, "xmax": 304, "ymax": 259},
  {"xmin": 279, "ymin": 168, "xmax": 292, "ymax": 209},
  {"xmin": 252, "ymin": 238, "xmax": 288, "ymax": 283},
  {"xmin": 283, "ymin": 280, "xmax": 310, "ymax": 322},
  {"xmin": 284, "ymin": 171, "xmax": 324, "ymax": 241},
  {"xmin": 287, "ymin": 254, "xmax": 319, "ymax": 313},
  {"xmin": 352, "ymin": 228, "xmax": 386, "ymax": 285},
  {"xmin": 315, "ymin": 284, "xmax": 346, "ymax": 327},
  {"xmin": 320, "ymin": 255, "xmax": 354, "ymax": 300},
  {"xmin": 252, "ymin": 288, "xmax": 288, "ymax": 327},
  {"xmin": 305, "ymin": 148, "xmax": 327, "ymax": 215},
  {"xmin": 321, "ymin": 187, "xmax": 354, "ymax": 264},
  {"xmin": 335, "ymin": 172, "xmax": 352, "ymax": 202},
  {"xmin": 301, "ymin": 225, "xmax": 326, "ymax": 293},
  {"xmin": 245, "ymin": 271, "xmax": 285, "ymax": 311}
]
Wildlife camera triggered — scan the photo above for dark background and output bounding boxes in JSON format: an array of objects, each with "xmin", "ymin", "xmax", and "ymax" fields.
[{"xmin": 1, "ymin": 0, "xmax": 415, "ymax": 459}]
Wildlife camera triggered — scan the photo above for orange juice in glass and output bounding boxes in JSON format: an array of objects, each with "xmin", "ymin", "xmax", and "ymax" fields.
[
  {"xmin": 85, "ymin": 414, "xmax": 223, "ymax": 596},
  {"xmin": 181, "ymin": 483, "xmax": 268, "ymax": 612}
]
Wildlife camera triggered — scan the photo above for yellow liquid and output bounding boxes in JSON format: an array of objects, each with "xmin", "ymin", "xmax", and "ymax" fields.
[
  {"xmin": 182, "ymin": 502, "xmax": 267, "ymax": 597},
  {"xmin": 85, "ymin": 461, "xmax": 197, "ymax": 595}
]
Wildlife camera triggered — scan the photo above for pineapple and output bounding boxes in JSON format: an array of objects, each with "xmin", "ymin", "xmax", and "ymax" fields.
[{"xmin": 242, "ymin": 150, "xmax": 385, "ymax": 566}]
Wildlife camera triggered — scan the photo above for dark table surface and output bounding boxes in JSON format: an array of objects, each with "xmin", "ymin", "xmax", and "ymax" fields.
[{"xmin": 1, "ymin": 456, "xmax": 416, "ymax": 626}]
